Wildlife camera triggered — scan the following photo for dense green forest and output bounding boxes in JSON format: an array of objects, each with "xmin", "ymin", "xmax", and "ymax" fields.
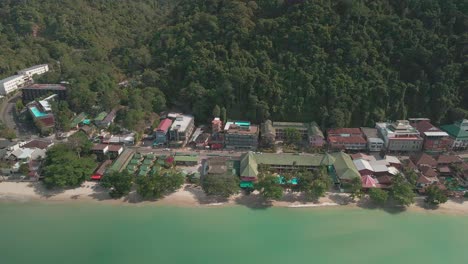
[{"xmin": 0, "ymin": 0, "xmax": 467, "ymax": 130}]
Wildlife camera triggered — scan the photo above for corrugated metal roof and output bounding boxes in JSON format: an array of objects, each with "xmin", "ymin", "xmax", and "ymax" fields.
[
  {"xmin": 332, "ymin": 152, "xmax": 360, "ymax": 180},
  {"xmin": 174, "ymin": 155, "xmax": 198, "ymax": 162}
]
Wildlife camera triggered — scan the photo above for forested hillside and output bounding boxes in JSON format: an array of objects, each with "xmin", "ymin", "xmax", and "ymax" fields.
[{"xmin": 1, "ymin": 0, "xmax": 467, "ymax": 130}]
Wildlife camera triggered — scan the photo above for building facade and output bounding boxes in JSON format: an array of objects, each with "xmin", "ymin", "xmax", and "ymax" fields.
[
  {"xmin": 409, "ymin": 118, "xmax": 452, "ymax": 153},
  {"xmin": 0, "ymin": 75, "xmax": 27, "ymax": 95},
  {"xmin": 376, "ymin": 120, "xmax": 423, "ymax": 152},
  {"xmin": 441, "ymin": 119, "xmax": 468, "ymax": 150},
  {"xmin": 327, "ymin": 128, "xmax": 367, "ymax": 151},
  {"xmin": 360, "ymin": 127, "xmax": 384, "ymax": 152},
  {"xmin": 224, "ymin": 121, "xmax": 259, "ymax": 150},
  {"xmin": 169, "ymin": 115, "xmax": 195, "ymax": 147},
  {"xmin": 18, "ymin": 64, "xmax": 49, "ymax": 77},
  {"xmin": 272, "ymin": 122, "xmax": 310, "ymax": 140},
  {"xmin": 22, "ymin": 84, "xmax": 67, "ymax": 102}
]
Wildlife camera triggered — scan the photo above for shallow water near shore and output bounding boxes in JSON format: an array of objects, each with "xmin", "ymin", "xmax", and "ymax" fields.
[{"xmin": 1, "ymin": 202, "xmax": 467, "ymax": 264}]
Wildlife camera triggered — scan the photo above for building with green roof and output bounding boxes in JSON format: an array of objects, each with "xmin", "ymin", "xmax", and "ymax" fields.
[
  {"xmin": 94, "ymin": 112, "xmax": 107, "ymax": 122},
  {"xmin": 331, "ymin": 152, "xmax": 360, "ymax": 182},
  {"xmin": 240, "ymin": 152, "xmax": 258, "ymax": 181},
  {"xmin": 109, "ymin": 149, "xmax": 134, "ymax": 172},
  {"xmin": 441, "ymin": 119, "xmax": 468, "ymax": 150},
  {"xmin": 174, "ymin": 155, "xmax": 198, "ymax": 166},
  {"xmin": 238, "ymin": 151, "xmax": 337, "ymax": 181},
  {"xmin": 142, "ymin": 159, "xmax": 153, "ymax": 166},
  {"xmin": 70, "ymin": 112, "xmax": 87, "ymax": 128}
]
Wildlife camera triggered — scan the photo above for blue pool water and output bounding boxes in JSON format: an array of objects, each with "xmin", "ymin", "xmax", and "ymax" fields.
[{"xmin": 30, "ymin": 106, "xmax": 48, "ymax": 117}]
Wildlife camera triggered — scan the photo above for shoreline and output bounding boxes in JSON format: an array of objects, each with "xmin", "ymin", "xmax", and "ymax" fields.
[{"xmin": 1, "ymin": 181, "xmax": 468, "ymax": 215}]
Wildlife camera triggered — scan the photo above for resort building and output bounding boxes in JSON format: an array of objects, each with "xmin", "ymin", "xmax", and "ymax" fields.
[
  {"xmin": 376, "ymin": 120, "xmax": 423, "ymax": 152},
  {"xmin": 27, "ymin": 98, "xmax": 56, "ymax": 134},
  {"xmin": 441, "ymin": 119, "xmax": 468, "ymax": 150},
  {"xmin": 153, "ymin": 118, "xmax": 173, "ymax": 146},
  {"xmin": 169, "ymin": 115, "xmax": 195, "ymax": 147},
  {"xmin": 409, "ymin": 118, "xmax": 451, "ymax": 153},
  {"xmin": 410, "ymin": 152, "xmax": 437, "ymax": 168},
  {"xmin": 224, "ymin": 121, "xmax": 259, "ymax": 150},
  {"xmin": 327, "ymin": 128, "xmax": 367, "ymax": 151},
  {"xmin": 331, "ymin": 152, "xmax": 361, "ymax": 183},
  {"xmin": 360, "ymin": 127, "xmax": 384, "ymax": 152},
  {"xmin": 21, "ymin": 84, "xmax": 67, "ymax": 102},
  {"xmin": 352, "ymin": 157, "xmax": 400, "ymax": 178},
  {"xmin": 238, "ymin": 151, "xmax": 339, "ymax": 182},
  {"xmin": 272, "ymin": 122, "xmax": 310, "ymax": 141},
  {"xmin": 0, "ymin": 75, "xmax": 27, "ymax": 95},
  {"xmin": 18, "ymin": 64, "xmax": 49, "ymax": 77}
]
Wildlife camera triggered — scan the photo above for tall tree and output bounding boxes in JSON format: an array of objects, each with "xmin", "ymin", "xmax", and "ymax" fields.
[{"xmin": 212, "ymin": 105, "xmax": 221, "ymax": 118}]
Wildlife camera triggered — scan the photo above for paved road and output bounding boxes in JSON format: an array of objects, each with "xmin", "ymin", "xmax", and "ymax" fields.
[{"xmin": 0, "ymin": 93, "xmax": 36, "ymax": 140}]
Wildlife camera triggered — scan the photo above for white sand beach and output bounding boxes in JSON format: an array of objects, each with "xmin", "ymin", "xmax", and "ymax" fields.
[{"xmin": 1, "ymin": 181, "xmax": 468, "ymax": 215}]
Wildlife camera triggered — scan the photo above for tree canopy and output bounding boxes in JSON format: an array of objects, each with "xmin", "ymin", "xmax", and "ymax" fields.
[
  {"xmin": 390, "ymin": 174, "xmax": 415, "ymax": 207},
  {"xmin": 0, "ymin": 0, "xmax": 465, "ymax": 129},
  {"xmin": 136, "ymin": 169, "xmax": 185, "ymax": 200},
  {"xmin": 42, "ymin": 144, "xmax": 96, "ymax": 188},
  {"xmin": 256, "ymin": 174, "xmax": 283, "ymax": 200},
  {"xmin": 424, "ymin": 185, "xmax": 448, "ymax": 205},
  {"xmin": 202, "ymin": 174, "xmax": 240, "ymax": 197},
  {"xmin": 101, "ymin": 170, "xmax": 134, "ymax": 198}
]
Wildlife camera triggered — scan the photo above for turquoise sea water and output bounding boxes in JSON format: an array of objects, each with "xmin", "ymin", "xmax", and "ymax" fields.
[{"xmin": 0, "ymin": 203, "xmax": 467, "ymax": 264}]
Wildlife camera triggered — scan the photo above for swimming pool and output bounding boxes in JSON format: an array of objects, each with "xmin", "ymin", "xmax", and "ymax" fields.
[{"xmin": 30, "ymin": 106, "xmax": 48, "ymax": 118}]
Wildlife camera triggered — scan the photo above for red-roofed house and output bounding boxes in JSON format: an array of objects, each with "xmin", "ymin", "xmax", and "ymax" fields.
[
  {"xmin": 417, "ymin": 174, "xmax": 437, "ymax": 188},
  {"xmin": 420, "ymin": 165, "xmax": 438, "ymax": 178},
  {"xmin": 437, "ymin": 155, "xmax": 462, "ymax": 166},
  {"xmin": 411, "ymin": 153, "xmax": 437, "ymax": 168},
  {"xmin": 327, "ymin": 128, "xmax": 366, "ymax": 151},
  {"xmin": 410, "ymin": 119, "xmax": 452, "ymax": 152},
  {"xmin": 153, "ymin": 118, "xmax": 172, "ymax": 146},
  {"xmin": 361, "ymin": 175, "xmax": 377, "ymax": 188},
  {"xmin": 22, "ymin": 139, "xmax": 53, "ymax": 150}
]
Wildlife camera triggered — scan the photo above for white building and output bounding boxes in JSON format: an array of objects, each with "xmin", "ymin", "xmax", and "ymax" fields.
[
  {"xmin": 0, "ymin": 64, "xmax": 49, "ymax": 95},
  {"xmin": 376, "ymin": 120, "xmax": 423, "ymax": 152},
  {"xmin": 360, "ymin": 127, "xmax": 384, "ymax": 152},
  {"xmin": 18, "ymin": 64, "xmax": 49, "ymax": 77},
  {"xmin": 169, "ymin": 115, "xmax": 195, "ymax": 147},
  {"xmin": 0, "ymin": 75, "xmax": 27, "ymax": 95}
]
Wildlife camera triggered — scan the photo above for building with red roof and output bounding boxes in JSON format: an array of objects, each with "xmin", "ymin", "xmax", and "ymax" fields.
[
  {"xmin": 409, "ymin": 119, "xmax": 452, "ymax": 152},
  {"xmin": 327, "ymin": 128, "xmax": 366, "ymax": 151},
  {"xmin": 328, "ymin": 128, "xmax": 362, "ymax": 136},
  {"xmin": 153, "ymin": 119, "xmax": 173, "ymax": 146},
  {"xmin": 410, "ymin": 153, "xmax": 437, "ymax": 168},
  {"xmin": 436, "ymin": 155, "xmax": 462, "ymax": 166},
  {"xmin": 361, "ymin": 175, "xmax": 378, "ymax": 188},
  {"xmin": 376, "ymin": 120, "xmax": 423, "ymax": 152}
]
